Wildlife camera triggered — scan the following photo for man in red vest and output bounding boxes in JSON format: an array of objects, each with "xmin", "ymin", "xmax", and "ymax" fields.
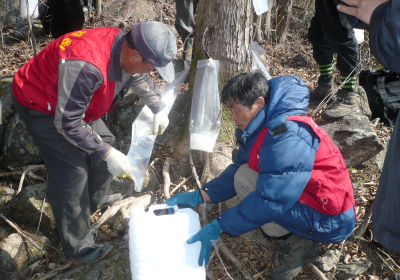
[
  {"xmin": 166, "ymin": 71, "xmax": 356, "ymax": 279},
  {"xmin": 12, "ymin": 21, "xmax": 177, "ymax": 263}
]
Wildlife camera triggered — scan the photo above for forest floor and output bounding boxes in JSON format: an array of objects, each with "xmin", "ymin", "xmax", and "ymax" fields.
[{"xmin": 1, "ymin": 0, "xmax": 399, "ymax": 279}]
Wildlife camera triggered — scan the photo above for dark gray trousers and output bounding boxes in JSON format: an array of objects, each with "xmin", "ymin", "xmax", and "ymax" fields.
[
  {"xmin": 13, "ymin": 96, "xmax": 114, "ymax": 257},
  {"xmin": 372, "ymin": 113, "xmax": 400, "ymax": 253}
]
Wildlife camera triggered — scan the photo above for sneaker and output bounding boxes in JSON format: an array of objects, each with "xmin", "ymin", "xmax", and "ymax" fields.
[
  {"xmin": 310, "ymin": 81, "xmax": 333, "ymax": 101},
  {"xmin": 321, "ymin": 89, "xmax": 360, "ymax": 120},
  {"xmin": 269, "ymin": 234, "xmax": 319, "ymax": 280},
  {"xmin": 70, "ymin": 244, "xmax": 113, "ymax": 264}
]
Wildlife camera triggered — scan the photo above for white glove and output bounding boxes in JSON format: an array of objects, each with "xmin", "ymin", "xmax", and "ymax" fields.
[
  {"xmin": 104, "ymin": 148, "xmax": 132, "ymax": 179},
  {"xmin": 153, "ymin": 109, "xmax": 169, "ymax": 135}
]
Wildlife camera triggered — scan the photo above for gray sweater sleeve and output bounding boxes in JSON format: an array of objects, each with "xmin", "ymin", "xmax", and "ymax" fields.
[
  {"xmin": 369, "ymin": 1, "xmax": 400, "ymax": 73},
  {"xmin": 130, "ymin": 73, "xmax": 166, "ymax": 113},
  {"xmin": 54, "ymin": 59, "xmax": 111, "ymax": 163}
]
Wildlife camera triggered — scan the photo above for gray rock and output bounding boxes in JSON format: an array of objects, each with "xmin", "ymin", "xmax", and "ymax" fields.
[
  {"xmin": 356, "ymin": 86, "xmax": 372, "ymax": 117},
  {"xmin": 371, "ymin": 140, "xmax": 388, "ymax": 171},
  {"xmin": 312, "ymin": 249, "xmax": 340, "ymax": 272},
  {"xmin": 319, "ymin": 114, "xmax": 385, "ymax": 167},
  {"xmin": 57, "ymin": 240, "xmax": 131, "ymax": 280},
  {"xmin": 0, "ymin": 186, "xmax": 15, "ymax": 205},
  {"xmin": 335, "ymin": 261, "xmax": 372, "ymax": 279},
  {"xmin": 1, "ymin": 8, "xmax": 20, "ymax": 30},
  {"xmin": 109, "ymin": 91, "xmax": 143, "ymax": 137},
  {"xmin": 105, "ymin": 0, "xmax": 157, "ymax": 21},
  {"xmin": 0, "ymin": 232, "xmax": 51, "ymax": 280},
  {"xmin": 3, "ymin": 113, "xmax": 42, "ymax": 167},
  {"xmin": 0, "ymin": 78, "xmax": 15, "ymax": 153},
  {"xmin": 8, "ymin": 21, "xmax": 45, "ymax": 42},
  {"xmin": 7, "ymin": 183, "xmax": 56, "ymax": 236},
  {"xmin": 292, "ymin": 54, "xmax": 309, "ymax": 67}
]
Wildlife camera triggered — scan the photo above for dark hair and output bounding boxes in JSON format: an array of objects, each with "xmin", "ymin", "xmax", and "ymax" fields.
[
  {"xmin": 221, "ymin": 71, "xmax": 269, "ymax": 109},
  {"xmin": 125, "ymin": 31, "xmax": 150, "ymax": 64}
]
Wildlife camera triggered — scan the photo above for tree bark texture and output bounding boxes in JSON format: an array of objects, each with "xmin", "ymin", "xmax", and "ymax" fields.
[
  {"xmin": 169, "ymin": 0, "xmax": 254, "ymax": 178},
  {"xmin": 276, "ymin": 0, "xmax": 292, "ymax": 44},
  {"xmin": 193, "ymin": 0, "xmax": 254, "ymax": 84}
]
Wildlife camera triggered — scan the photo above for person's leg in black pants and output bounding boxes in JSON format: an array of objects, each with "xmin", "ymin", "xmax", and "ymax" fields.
[
  {"xmin": 47, "ymin": 0, "xmax": 85, "ymax": 39},
  {"xmin": 175, "ymin": 0, "xmax": 198, "ymax": 62},
  {"xmin": 308, "ymin": 0, "xmax": 360, "ymax": 119},
  {"xmin": 13, "ymin": 96, "xmax": 113, "ymax": 258}
]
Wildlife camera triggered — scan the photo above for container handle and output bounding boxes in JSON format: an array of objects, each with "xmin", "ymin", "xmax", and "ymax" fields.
[{"xmin": 149, "ymin": 204, "xmax": 178, "ymax": 216}]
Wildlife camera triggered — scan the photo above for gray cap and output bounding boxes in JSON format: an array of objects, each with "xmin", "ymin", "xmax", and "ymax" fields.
[{"xmin": 130, "ymin": 21, "xmax": 177, "ymax": 83}]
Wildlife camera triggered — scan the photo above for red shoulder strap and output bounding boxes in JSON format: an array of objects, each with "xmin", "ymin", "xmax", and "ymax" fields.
[{"xmin": 248, "ymin": 127, "xmax": 269, "ymax": 172}]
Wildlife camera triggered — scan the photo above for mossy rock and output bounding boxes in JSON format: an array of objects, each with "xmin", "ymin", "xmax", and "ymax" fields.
[
  {"xmin": 7, "ymin": 184, "xmax": 56, "ymax": 236},
  {"xmin": 3, "ymin": 113, "xmax": 42, "ymax": 167}
]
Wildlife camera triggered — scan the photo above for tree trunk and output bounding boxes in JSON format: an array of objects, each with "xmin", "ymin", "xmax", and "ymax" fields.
[
  {"xmin": 255, "ymin": 14, "xmax": 263, "ymax": 42},
  {"xmin": 262, "ymin": 1, "xmax": 274, "ymax": 40},
  {"xmin": 193, "ymin": 0, "xmax": 254, "ymax": 82},
  {"xmin": 276, "ymin": 0, "xmax": 292, "ymax": 44},
  {"xmin": 169, "ymin": 0, "xmax": 254, "ymax": 178}
]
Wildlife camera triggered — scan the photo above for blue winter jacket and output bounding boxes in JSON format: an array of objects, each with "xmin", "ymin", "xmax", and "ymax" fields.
[
  {"xmin": 202, "ymin": 75, "xmax": 355, "ymax": 243},
  {"xmin": 369, "ymin": 1, "xmax": 400, "ymax": 73}
]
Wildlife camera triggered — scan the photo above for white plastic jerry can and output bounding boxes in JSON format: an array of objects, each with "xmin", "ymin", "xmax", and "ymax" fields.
[{"xmin": 129, "ymin": 204, "xmax": 206, "ymax": 280}]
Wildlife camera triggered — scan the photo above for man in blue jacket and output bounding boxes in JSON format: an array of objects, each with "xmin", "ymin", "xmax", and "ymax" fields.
[{"xmin": 166, "ymin": 71, "xmax": 356, "ymax": 279}]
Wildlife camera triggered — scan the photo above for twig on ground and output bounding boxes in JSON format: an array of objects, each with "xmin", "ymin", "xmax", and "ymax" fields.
[
  {"xmin": 36, "ymin": 196, "xmax": 46, "ymax": 236},
  {"xmin": 148, "ymin": 157, "xmax": 159, "ymax": 170},
  {"xmin": 375, "ymin": 250, "xmax": 396, "ymax": 274},
  {"xmin": 27, "ymin": 170, "xmax": 46, "ymax": 182},
  {"xmin": 246, "ymin": 258, "xmax": 266, "ymax": 280},
  {"xmin": 90, "ymin": 195, "xmax": 152, "ymax": 232},
  {"xmin": 0, "ymin": 170, "xmax": 23, "ymax": 177},
  {"xmin": 0, "ymin": 213, "xmax": 60, "ymax": 252},
  {"xmin": 218, "ymin": 241, "xmax": 254, "ymax": 280},
  {"xmin": 162, "ymin": 158, "xmax": 173, "ymax": 199},
  {"xmin": 253, "ymin": 269, "xmax": 268, "ymax": 279},
  {"xmin": 214, "ymin": 243, "xmax": 234, "ymax": 280},
  {"xmin": 36, "ymin": 262, "xmax": 74, "ymax": 280},
  {"xmin": 16, "ymin": 164, "xmax": 46, "ymax": 195},
  {"xmin": 373, "ymin": 245, "xmax": 400, "ymax": 270},
  {"xmin": 306, "ymin": 261, "xmax": 328, "ymax": 280},
  {"xmin": 170, "ymin": 175, "xmax": 193, "ymax": 195},
  {"xmin": 352, "ymin": 201, "xmax": 374, "ymax": 238},
  {"xmin": 189, "ymin": 152, "xmax": 202, "ymax": 190}
]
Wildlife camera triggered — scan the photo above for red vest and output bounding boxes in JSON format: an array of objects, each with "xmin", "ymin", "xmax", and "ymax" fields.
[
  {"xmin": 249, "ymin": 116, "xmax": 356, "ymax": 217},
  {"xmin": 13, "ymin": 28, "xmax": 121, "ymax": 122}
]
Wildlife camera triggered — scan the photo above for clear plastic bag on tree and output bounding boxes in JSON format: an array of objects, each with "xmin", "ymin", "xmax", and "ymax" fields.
[
  {"xmin": 20, "ymin": 0, "xmax": 38, "ymax": 19},
  {"xmin": 189, "ymin": 58, "xmax": 221, "ymax": 153},
  {"xmin": 251, "ymin": 42, "xmax": 271, "ymax": 80},
  {"xmin": 253, "ymin": 0, "xmax": 271, "ymax": 15},
  {"xmin": 127, "ymin": 67, "xmax": 190, "ymax": 192}
]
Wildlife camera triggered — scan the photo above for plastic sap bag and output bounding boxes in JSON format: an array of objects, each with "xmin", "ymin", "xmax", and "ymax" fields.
[
  {"xmin": 127, "ymin": 68, "xmax": 189, "ymax": 192},
  {"xmin": 189, "ymin": 59, "xmax": 221, "ymax": 153},
  {"xmin": 251, "ymin": 42, "xmax": 271, "ymax": 80},
  {"xmin": 253, "ymin": 0, "xmax": 271, "ymax": 15},
  {"xmin": 354, "ymin": 29, "xmax": 365, "ymax": 45},
  {"xmin": 20, "ymin": 0, "xmax": 38, "ymax": 19}
]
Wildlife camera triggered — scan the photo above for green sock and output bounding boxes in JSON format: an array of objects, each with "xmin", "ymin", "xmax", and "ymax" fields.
[
  {"xmin": 319, "ymin": 63, "xmax": 333, "ymax": 83},
  {"xmin": 341, "ymin": 76, "xmax": 357, "ymax": 92}
]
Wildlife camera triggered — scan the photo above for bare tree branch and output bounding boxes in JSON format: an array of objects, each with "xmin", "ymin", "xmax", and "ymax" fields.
[
  {"xmin": 162, "ymin": 158, "xmax": 173, "ymax": 199},
  {"xmin": 16, "ymin": 165, "xmax": 46, "ymax": 195},
  {"xmin": 90, "ymin": 195, "xmax": 152, "ymax": 232}
]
